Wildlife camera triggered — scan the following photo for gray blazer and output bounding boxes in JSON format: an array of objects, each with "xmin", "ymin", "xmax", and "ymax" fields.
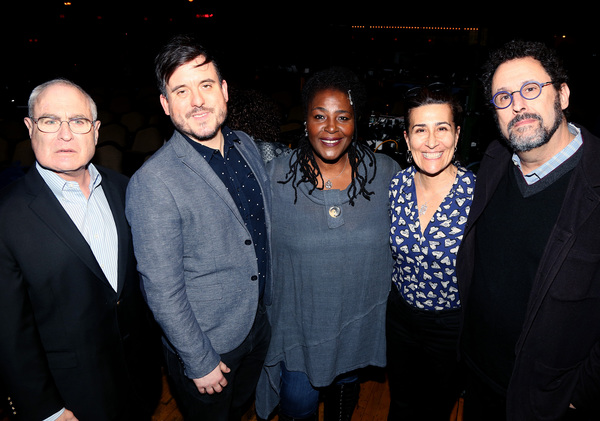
[{"xmin": 125, "ymin": 129, "xmax": 272, "ymax": 380}]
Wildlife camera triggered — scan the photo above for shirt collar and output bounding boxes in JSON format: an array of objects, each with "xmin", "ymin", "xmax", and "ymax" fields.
[
  {"xmin": 511, "ymin": 123, "xmax": 582, "ymax": 184},
  {"xmin": 36, "ymin": 162, "xmax": 102, "ymax": 198},
  {"xmin": 182, "ymin": 126, "xmax": 239, "ymax": 161}
]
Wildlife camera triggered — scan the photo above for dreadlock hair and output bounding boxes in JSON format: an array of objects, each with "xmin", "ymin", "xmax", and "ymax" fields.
[{"xmin": 280, "ymin": 67, "xmax": 376, "ymax": 206}]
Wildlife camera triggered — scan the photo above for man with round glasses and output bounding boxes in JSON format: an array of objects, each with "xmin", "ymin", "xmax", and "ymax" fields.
[
  {"xmin": 491, "ymin": 81, "xmax": 553, "ymax": 110},
  {"xmin": 0, "ymin": 79, "xmax": 161, "ymax": 420},
  {"xmin": 457, "ymin": 40, "xmax": 600, "ymax": 419}
]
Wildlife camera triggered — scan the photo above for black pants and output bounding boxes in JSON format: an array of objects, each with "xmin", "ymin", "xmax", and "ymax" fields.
[
  {"xmin": 462, "ymin": 365, "xmax": 590, "ymax": 421},
  {"xmin": 461, "ymin": 365, "xmax": 506, "ymax": 421},
  {"xmin": 386, "ymin": 286, "xmax": 462, "ymax": 421},
  {"xmin": 164, "ymin": 304, "xmax": 270, "ymax": 421}
]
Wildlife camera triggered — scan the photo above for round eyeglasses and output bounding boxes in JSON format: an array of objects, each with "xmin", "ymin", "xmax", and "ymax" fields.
[
  {"xmin": 491, "ymin": 81, "xmax": 553, "ymax": 109},
  {"xmin": 31, "ymin": 117, "xmax": 95, "ymax": 134}
]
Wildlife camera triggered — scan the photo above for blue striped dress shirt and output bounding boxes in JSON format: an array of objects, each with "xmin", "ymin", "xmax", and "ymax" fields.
[
  {"xmin": 512, "ymin": 123, "xmax": 583, "ymax": 184},
  {"xmin": 36, "ymin": 162, "xmax": 119, "ymax": 292}
]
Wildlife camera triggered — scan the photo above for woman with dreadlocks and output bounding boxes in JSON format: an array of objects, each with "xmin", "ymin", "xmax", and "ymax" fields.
[{"xmin": 255, "ymin": 67, "xmax": 400, "ymax": 421}]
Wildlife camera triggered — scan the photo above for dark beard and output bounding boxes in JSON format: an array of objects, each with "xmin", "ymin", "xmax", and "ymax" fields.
[
  {"xmin": 184, "ymin": 107, "xmax": 227, "ymax": 143},
  {"xmin": 188, "ymin": 126, "xmax": 222, "ymax": 142},
  {"xmin": 504, "ymin": 98, "xmax": 563, "ymax": 153}
]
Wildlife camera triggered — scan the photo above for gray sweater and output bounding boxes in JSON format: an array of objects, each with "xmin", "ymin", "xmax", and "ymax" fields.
[{"xmin": 255, "ymin": 151, "xmax": 400, "ymax": 418}]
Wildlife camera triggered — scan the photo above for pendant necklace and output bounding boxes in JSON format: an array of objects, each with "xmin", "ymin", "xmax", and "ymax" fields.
[
  {"xmin": 323, "ymin": 156, "xmax": 349, "ymax": 189},
  {"xmin": 416, "ymin": 172, "xmax": 429, "ymax": 215},
  {"xmin": 416, "ymin": 168, "xmax": 456, "ymax": 216}
]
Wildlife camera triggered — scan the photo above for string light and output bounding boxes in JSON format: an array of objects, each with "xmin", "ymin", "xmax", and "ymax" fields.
[{"xmin": 352, "ymin": 26, "xmax": 478, "ymax": 31}]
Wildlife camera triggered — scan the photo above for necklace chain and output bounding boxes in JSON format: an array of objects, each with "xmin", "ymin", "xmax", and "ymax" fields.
[
  {"xmin": 415, "ymin": 168, "xmax": 456, "ymax": 216},
  {"xmin": 324, "ymin": 156, "xmax": 349, "ymax": 189}
]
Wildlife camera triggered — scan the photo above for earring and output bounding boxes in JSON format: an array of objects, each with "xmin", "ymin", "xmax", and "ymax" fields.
[
  {"xmin": 406, "ymin": 150, "xmax": 413, "ymax": 164},
  {"xmin": 304, "ymin": 121, "xmax": 308, "ymax": 137}
]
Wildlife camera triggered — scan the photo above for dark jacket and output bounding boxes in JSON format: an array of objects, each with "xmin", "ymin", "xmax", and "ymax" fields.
[
  {"xmin": 0, "ymin": 165, "xmax": 161, "ymax": 421},
  {"xmin": 457, "ymin": 125, "xmax": 600, "ymax": 420}
]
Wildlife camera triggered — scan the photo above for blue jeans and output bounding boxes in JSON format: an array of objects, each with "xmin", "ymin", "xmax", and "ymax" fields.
[{"xmin": 279, "ymin": 362, "xmax": 359, "ymax": 418}]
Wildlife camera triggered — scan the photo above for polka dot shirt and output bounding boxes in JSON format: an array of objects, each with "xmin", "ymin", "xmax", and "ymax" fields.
[{"xmin": 183, "ymin": 127, "xmax": 268, "ymax": 298}]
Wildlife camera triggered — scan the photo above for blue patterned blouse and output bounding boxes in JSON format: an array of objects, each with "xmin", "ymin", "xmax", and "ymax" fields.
[{"xmin": 389, "ymin": 165, "xmax": 475, "ymax": 310}]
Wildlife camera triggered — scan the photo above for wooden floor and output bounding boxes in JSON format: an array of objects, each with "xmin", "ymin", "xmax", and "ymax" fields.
[
  {"xmin": 2, "ymin": 369, "xmax": 463, "ymax": 420},
  {"xmin": 152, "ymin": 369, "xmax": 391, "ymax": 421}
]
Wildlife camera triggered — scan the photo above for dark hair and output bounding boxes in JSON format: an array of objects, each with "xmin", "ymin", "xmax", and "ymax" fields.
[
  {"xmin": 403, "ymin": 84, "xmax": 464, "ymax": 131},
  {"xmin": 301, "ymin": 66, "xmax": 367, "ymax": 121},
  {"xmin": 154, "ymin": 34, "xmax": 222, "ymax": 97},
  {"xmin": 480, "ymin": 39, "xmax": 569, "ymax": 108},
  {"xmin": 280, "ymin": 67, "xmax": 376, "ymax": 206},
  {"xmin": 225, "ymin": 87, "xmax": 281, "ymax": 143}
]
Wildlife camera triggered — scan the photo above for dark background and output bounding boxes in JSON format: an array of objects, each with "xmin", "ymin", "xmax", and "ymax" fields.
[{"xmin": 1, "ymin": 2, "xmax": 599, "ymax": 173}]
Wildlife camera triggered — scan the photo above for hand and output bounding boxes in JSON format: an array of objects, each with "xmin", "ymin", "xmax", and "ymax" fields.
[
  {"xmin": 57, "ymin": 409, "xmax": 79, "ymax": 420},
  {"xmin": 192, "ymin": 361, "xmax": 230, "ymax": 394}
]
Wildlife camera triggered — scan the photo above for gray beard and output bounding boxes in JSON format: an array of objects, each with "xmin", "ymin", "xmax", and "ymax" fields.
[{"xmin": 504, "ymin": 99, "xmax": 564, "ymax": 153}]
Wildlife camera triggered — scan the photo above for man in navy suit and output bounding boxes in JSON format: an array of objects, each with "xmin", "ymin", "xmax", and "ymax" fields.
[{"xmin": 0, "ymin": 79, "xmax": 161, "ymax": 421}]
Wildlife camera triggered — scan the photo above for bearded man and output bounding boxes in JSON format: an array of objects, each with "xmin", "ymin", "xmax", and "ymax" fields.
[{"xmin": 457, "ymin": 40, "xmax": 600, "ymax": 421}]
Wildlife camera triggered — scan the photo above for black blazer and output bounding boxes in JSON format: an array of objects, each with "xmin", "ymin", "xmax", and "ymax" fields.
[
  {"xmin": 457, "ymin": 125, "xmax": 600, "ymax": 420},
  {"xmin": 0, "ymin": 165, "xmax": 161, "ymax": 421}
]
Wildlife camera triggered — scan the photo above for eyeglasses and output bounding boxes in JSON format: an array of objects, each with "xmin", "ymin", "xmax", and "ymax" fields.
[
  {"xmin": 491, "ymin": 81, "xmax": 553, "ymax": 109},
  {"xmin": 31, "ymin": 117, "xmax": 95, "ymax": 134}
]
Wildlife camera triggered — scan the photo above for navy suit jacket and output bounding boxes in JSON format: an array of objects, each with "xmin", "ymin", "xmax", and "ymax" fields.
[
  {"xmin": 0, "ymin": 165, "xmax": 161, "ymax": 421},
  {"xmin": 457, "ymin": 125, "xmax": 600, "ymax": 420}
]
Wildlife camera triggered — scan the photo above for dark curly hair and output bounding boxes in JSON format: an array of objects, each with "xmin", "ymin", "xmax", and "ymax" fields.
[
  {"xmin": 280, "ymin": 67, "xmax": 376, "ymax": 205},
  {"xmin": 226, "ymin": 87, "xmax": 282, "ymax": 143},
  {"xmin": 480, "ymin": 39, "xmax": 569, "ymax": 110}
]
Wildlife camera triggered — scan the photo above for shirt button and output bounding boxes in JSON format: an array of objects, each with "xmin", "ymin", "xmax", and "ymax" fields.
[
  {"xmin": 245, "ymin": 240, "xmax": 252, "ymax": 245},
  {"xmin": 251, "ymin": 275, "xmax": 258, "ymax": 281},
  {"xmin": 329, "ymin": 206, "xmax": 341, "ymax": 218}
]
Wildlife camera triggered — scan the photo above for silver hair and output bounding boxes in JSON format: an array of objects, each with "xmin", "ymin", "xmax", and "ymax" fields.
[{"xmin": 28, "ymin": 78, "xmax": 98, "ymax": 121}]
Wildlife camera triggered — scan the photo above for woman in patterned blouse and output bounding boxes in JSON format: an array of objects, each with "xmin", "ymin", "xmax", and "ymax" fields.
[{"xmin": 387, "ymin": 85, "xmax": 475, "ymax": 420}]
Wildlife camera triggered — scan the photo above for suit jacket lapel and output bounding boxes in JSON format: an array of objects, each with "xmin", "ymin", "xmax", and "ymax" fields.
[
  {"xmin": 517, "ymin": 135, "xmax": 600, "ymax": 349},
  {"xmin": 236, "ymin": 132, "xmax": 272, "ymax": 220},
  {"xmin": 99, "ymin": 171, "xmax": 129, "ymax": 297},
  {"xmin": 464, "ymin": 141, "xmax": 511, "ymax": 238},
  {"xmin": 170, "ymin": 132, "xmax": 247, "ymax": 228},
  {"xmin": 24, "ymin": 167, "xmax": 115, "ymax": 292}
]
